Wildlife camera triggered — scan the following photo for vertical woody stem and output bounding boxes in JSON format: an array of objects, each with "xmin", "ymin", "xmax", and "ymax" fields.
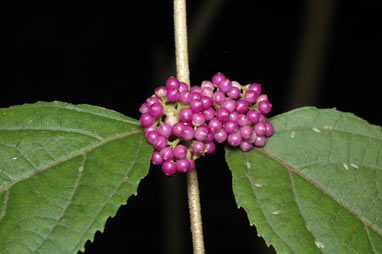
[{"xmin": 173, "ymin": 0, "xmax": 205, "ymax": 253}]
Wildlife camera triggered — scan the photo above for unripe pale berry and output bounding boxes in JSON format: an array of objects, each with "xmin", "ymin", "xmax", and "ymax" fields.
[
  {"xmin": 201, "ymin": 87, "xmax": 213, "ymax": 98},
  {"xmin": 257, "ymin": 94, "xmax": 268, "ymax": 102},
  {"xmin": 139, "ymin": 103, "xmax": 149, "ymax": 114},
  {"xmin": 190, "ymin": 85, "xmax": 201, "ymax": 93},
  {"xmin": 162, "ymin": 161, "xmax": 177, "ymax": 175},
  {"xmin": 155, "ymin": 86, "xmax": 167, "ymax": 98},
  {"xmin": 201, "ymin": 80, "xmax": 214, "ymax": 90},
  {"xmin": 146, "ymin": 97, "xmax": 160, "ymax": 107},
  {"xmin": 165, "ymin": 115, "xmax": 178, "ymax": 127}
]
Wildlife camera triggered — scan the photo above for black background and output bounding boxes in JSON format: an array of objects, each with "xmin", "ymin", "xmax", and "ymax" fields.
[{"xmin": 5, "ymin": 3, "xmax": 380, "ymax": 254}]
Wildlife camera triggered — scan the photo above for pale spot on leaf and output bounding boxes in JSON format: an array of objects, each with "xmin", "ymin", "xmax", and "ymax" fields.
[
  {"xmin": 272, "ymin": 210, "xmax": 281, "ymax": 215},
  {"xmin": 246, "ymin": 161, "xmax": 251, "ymax": 168},
  {"xmin": 312, "ymin": 127, "xmax": 320, "ymax": 133},
  {"xmin": 323, "ymin": 125, "xmax": 332, "ymax": 130},
  {"xmin": 315, "ymin": 241, "xmax": 325, "ymax": 249},
  {"xmin": 343, "ymin": 163, "xmax": 349, "ymax": 170},
  {"xmin": 12, "ymin": 157, "xmax": 17, "ymax": 160},
  {"xmin": 291, "ymin": 131, "xmax": 296, "ymax": 138},
  {"xmin": 255, "ymin": 183, "xmax": 263, "ymax": 187},
  {"xmin": 350, "ymin": 163, "xmax": 359, "ymax": 169}
]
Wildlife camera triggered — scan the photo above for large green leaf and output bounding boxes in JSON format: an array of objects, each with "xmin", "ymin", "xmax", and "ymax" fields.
[
  {"xmin": 226, "ymin": 107, "xmax": 382, "ymax": 253},
  {"xmin": 0, "ymin": 101, "xmax": 152, "ymax": 254}
]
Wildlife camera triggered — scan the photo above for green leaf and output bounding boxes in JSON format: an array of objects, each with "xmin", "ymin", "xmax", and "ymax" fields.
[
  {"xmin": 226, "ymin": 107, "xmax": 382, "ymax": 254},
  {"xmin": 0, "ymin": 101, "xmax": 153, "ymax": 254}
]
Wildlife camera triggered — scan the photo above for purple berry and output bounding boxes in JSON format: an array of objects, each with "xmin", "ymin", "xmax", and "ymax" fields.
[
  {"xmin": 258, "ymin": 100, "xmax": 272, "ymax": 114},
  {"xmin": 146, "ymin": 97, "xmax": 160, "ymax": 107},
  {"xmin": 218, "ymin": 78, "xmax": 232, "ymax": 93},
  {"xmin": 216, "ymin": 107, "xmax": 230, "ymax": 122},
  {"xmin": 212, "ymin": 72, "xmax": 225, "ymax": 85},
  {"xmin": 201, "ymin": 96, "xmax": 212, "ymax": 110},
  {"xmin": 227, "ymin": 86, "xmax": 241, "ymax": 99},
  {"xmin": 190, "ymin": 85, "xmax": 202, "ymax": 93},
  {"xmin": 167, "ymin": 88, "xmax": 180, "ymax": 102},
  {"xmin": 214, "ymin": 129, "xmax": 227, "ymax": 143},
  {"xmin": 192, "ymin": 112, "xmax": 206, "ymax": 126},
  {"xmin": 190, "ymin": 99, "xmax": 203, "ymax": 113},
  {"xmin": 191, "ymin": 91, "xmax": 202, "ymax": 101},
  {"xmin": 248, "ymin": 83, "xmax": 262, "ymax": 95},
  {"xmin": 236, "ymin": 100, "xmax": 249, "ymax": 114},
  {"xmin": 174, "ymin": 144, "xmax": 188, "ymax": 159},
  {"xmin": 240, "ymin": 125, "xmax": 253, "ymax": 140},
  {"xmin": 172, "ymin": 122, "xmax": 186, "ymax": 136},
  {"xmin": 222, "ymin": 98, "xmax": 236, "ymax": 113},
  {"xmin": 181, "ymin": 126, "xmax": 195, "ymax": 140},
  {"xmin": 206, "ymin": 142, "xmax": 215, "ymax": 154},
  {"xmin": 162, "ymin": 161, "xmax": 177, "ymax": 175},
  {"xmin": 208, "ymin": 118, "xmax": 222, "ymax": 132},
  {"xmin": 254, "ymin": 122, "xmax": 267, "ymax": 136},
  {"xmin": 188, "ymin": 159, "xmax": 195, "ymax": 172},
  {"xmin": 212, "ymin": 91, "xmax": 225, "ymax": 105},
  {"xmin": 254, "ymin": 136, "xmax": 266, "ymax": 147},
  {"xmin": 265, "ymin": 122, "xmax": 274, "ymax": 136},
  {"xmin": 146, "ymin": 131, "xmax": 160, "ymax": 144},
  {"xmin": 259, "ymin": 114, "xmax": 267, "ymax": 123},
  {"xmin": 244, "ymin": 90, "xmax": 258, "ymax": 104},
  {"xmin": 206, "ymin": 131, "xmax": 214, "ymax": 142},
  {"xmin": 201, "ymin": 87, "xmax": 213, "ymax": 98},
  {"xmin": 257, "ymin": 94, "xmax": 268, "ymax": 102},
  {"xmin": 158, "ymin": 123, "xmax": 172, "ymax": 137},
  {"xmin": 224, "ymin": 120, "xmax": 238, "ymax": 134},
  {"xmin": 203, "ymin": 107, "xmax": 215, "ymax": 121},
  {"xmin": 176, "ymin": 159, "xmax": 191, "ymax": 172},
  {"xmin": 179, "ymin": 108, "xmax": 193, "ymax": 122},
  {"xmin": 247, "ymin": 109, "xmax": 260, "ymax": 124},
  {"xmin": 149, "ymin": 102, "xmax": 163, "ymax": 117},
  {"xmin": 179, "ymin": 82, "xmax": 189, "ymax": 92},
  {"xmin": 237, "ymin": 114, "xmax": 249, "ymax": 127},
  {"xmin": 229, "ymin": 111, "xmax": 239, "ymax": 122},
  {"xmin": 194, "ymin": 126, "xmax": 209, "ymax": 141},
  {"xmin": 192, "ymin": 141, "xmax": 205, "ymax": 155},
  {"xmin": 248, "ymin": 132, "xmax": 258, "ymax": 144},
  {"xmin": 179, "ymin": 91, "xmax": 192, "ymax": 104},
  {"xmin": 140, "ymin": 113, "xmax": 154, "ymax": 127},
  {"xmin": 227, "ymin": 133, "xmax": 242, "ymax": 147},
  {"xmin": 240, "ymin": 141, "xmax": 253, "ymax": 152},
  {"xmin": 139, "ymin": 103, "xmax": 149, "ymax": 114},
  {"xmin": 166, "ymin": 76, "xmax": 180, "ymax": 90},
  {"xmin": 153, "ymin": 136, "xmax": 167, "ymax": 150},
  {"xmin": 160, "ymin": 147, "xmax": 174, "ymax": 161},
  {"xmin": 151, "ymin": 151, "xmax": 163, "ymax": 165},
  {"xmin": 144, "ymin": 126, "xmax": 157, "ymax": 136}
]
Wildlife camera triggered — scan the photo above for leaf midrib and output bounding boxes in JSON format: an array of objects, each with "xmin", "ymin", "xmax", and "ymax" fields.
[{"xmin": 258, "ymin": 147, "xmax": 382, "ymax": 236}]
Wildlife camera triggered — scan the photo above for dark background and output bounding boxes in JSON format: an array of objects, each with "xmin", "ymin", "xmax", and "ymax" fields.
[{"xmin": 6, "ymin": 3, "xmax": 380, "ymax": 254}]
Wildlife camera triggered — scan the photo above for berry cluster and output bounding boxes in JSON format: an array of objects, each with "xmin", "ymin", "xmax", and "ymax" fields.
[{"xmin": 139, "ymin": 73, "xmax": 274, "ymax": 175}]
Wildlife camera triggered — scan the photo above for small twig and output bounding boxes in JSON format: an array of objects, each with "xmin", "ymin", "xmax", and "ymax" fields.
[{"xmin": 173, "ymin": 0, "xmax": 205, "ymax": 253}]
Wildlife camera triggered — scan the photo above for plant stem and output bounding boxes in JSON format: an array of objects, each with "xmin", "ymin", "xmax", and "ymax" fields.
[{"xmin": 173, "ymin": 1, "xmax": 205, "ymax": 253}]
